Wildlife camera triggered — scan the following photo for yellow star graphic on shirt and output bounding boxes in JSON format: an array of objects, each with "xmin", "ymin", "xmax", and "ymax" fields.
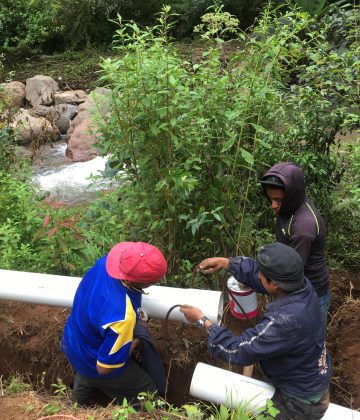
[{"xmin": 102, "ymin": 294, "xmax": 136, "ymax": 355}]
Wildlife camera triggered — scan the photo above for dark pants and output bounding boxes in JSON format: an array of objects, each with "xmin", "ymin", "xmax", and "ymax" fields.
[
  {"xmin": 271, "ymin": 388, "xmax": 330, "ymax": 420},
  {"xmin": 72, "ymin": 359, "xmax": 157, "ymax": 406}
]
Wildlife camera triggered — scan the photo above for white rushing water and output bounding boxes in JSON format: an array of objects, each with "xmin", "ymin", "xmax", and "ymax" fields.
[{"xmin": 32, "ymin": 141, "xmax": 116, "ymax": 206}]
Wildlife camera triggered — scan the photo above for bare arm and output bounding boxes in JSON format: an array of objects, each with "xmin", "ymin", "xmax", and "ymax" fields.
[
  {"xmin": 180, "ymin": 305, "xmax": 213, "ymax": 330},
  {"xmin": 96, "ymin": 364, "xmax": 115, "ymax": 375},
  {"xmin": 197, "ymin": 257, "xmax": 229, "ymax": 274},
  {"xmin": 96, "ymin": 338, "xmax": 140, "ymax": 375}
]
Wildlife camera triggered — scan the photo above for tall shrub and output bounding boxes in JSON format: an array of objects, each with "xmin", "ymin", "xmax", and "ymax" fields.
[
  {"xmin": 327, "ymin": 143, "xmax": 360, "ymax": 267},
  {"xmin": 96, "ymin": 4, "xmax": 358, "ymax": 275},
  {"xmin": 97, "ymin": 7, "xmax": 279, "ymax": 266}
]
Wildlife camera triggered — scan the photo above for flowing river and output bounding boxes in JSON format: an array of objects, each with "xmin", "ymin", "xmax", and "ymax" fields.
[{"xmin": 32, "ymin": 140, "xmax": 115, "ymax": 206}]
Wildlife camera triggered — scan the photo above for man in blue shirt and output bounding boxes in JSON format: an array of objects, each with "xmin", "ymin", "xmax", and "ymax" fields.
[
  {"xmin": 62, "ymin": 241, "xmax": 167, "ymax": 405},
  {"xmin": 181, "ymin": 243, "xmax": 331, "ymax": 420}
]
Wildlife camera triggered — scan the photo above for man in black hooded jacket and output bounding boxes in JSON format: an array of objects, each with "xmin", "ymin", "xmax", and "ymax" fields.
[{"xmin": 260, "ymin": 162, "xmax": 329, "ymax": 322}]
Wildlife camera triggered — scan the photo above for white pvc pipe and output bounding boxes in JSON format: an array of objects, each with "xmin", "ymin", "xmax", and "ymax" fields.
[
  {"xmin": 0, "ymin": 269, "xmax": 223, "ymax": 324},
  {"xmin": 190, "ymin": 362, "xmax": 274, "ymax": 413},
  {"xmin": 190, "ymin": 363, "xmax": 360, "ymax": 419},
  {"xmin": 143, "ymin": 284, "xmax": 223, "ymax": 324},
  {"xmin": 0, "ymin": 270, "xmax": 81, "ymax": 307}
]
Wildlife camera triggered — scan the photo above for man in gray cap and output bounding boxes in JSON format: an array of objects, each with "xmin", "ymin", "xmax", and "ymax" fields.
[{"xmin": 181, "ymin": 243, "xmax": 331, "ymax": 420}]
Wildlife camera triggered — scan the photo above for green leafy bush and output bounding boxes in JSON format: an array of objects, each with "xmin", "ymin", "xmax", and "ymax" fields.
[
  {"xmin": 95, "ymin": 4, "xmax": 358, "ymax": 274},
  {"xmin": 0, "ymin": 127, "xmax": 17, "ymax": 172},
  {"xmin": 0, "ymin": 171, "xmax": 47, "ymax": 271},
  {"xmin": 0, "ymin": 0, "xmax": 266, "ymax": 54},
  {"xmin": 327, "ymin": 143, "xmax": 360, "ymax": 267},
  {"xmin": 295, "ymin": 0, "xmax": 327, "ymax": 16},
  {"xmin": 0, "ymin": 169, "xmax": 92, "ymax": 275}
]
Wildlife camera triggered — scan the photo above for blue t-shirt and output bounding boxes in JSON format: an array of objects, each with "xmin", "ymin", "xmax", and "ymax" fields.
[{"xmin": 61, "ymin": 255, "xmax": 142, "ymax": 378}]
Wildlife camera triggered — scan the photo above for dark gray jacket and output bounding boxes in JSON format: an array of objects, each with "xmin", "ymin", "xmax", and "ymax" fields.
[
  {"xmin": 207, "ymin": 256, "xmax": 331, "ymax": 398},
  {"xmin": 261, "ymin": 162, "xmax": 328, "ymax": 296}
]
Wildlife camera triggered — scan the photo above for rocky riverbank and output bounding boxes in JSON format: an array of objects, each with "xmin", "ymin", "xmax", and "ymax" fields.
[{"xmin": 1, "ymin": 75, "xmax": 110, "ymax": 162}]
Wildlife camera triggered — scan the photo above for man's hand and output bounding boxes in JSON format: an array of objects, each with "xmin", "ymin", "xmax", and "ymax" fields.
[
  {"xmin": 180, "ymin": 304, "xmax": 204, "ymax": 323},
  {"xmin": 197, "ymin": 257, "xmax": 229, "ymax": 274}
]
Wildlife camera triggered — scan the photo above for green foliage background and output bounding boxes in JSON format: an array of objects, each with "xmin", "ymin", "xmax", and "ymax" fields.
[
  {"xmin": 0, "ymin": 2, "xmax": 358, "ymax": 283},
  {"xmin": 0, "ymin": 0, "xmax": 264, "ymax": 53},
  {"xmin": 0, "ymin": 0, "xmax": 349, "ymax": 53}
]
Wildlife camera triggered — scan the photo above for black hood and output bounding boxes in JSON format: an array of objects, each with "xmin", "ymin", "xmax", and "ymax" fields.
[{"xmin": 261, "ymin": 162, "xmax": 305, "ymax": 216}]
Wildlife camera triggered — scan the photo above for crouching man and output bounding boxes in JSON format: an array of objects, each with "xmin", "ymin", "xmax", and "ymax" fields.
[
  {"xmin": 181, "ymin": 243, "xmax": 331, "ymax": 420},
  {"xmin": 62, "ymin": 241, "xmax": 167, "ymax": 406}
]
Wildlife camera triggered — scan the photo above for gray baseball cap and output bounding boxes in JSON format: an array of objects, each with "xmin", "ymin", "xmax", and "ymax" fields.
[{"xmin": 256, "ymin": 243, "xmax": 304, "ymax": 292}]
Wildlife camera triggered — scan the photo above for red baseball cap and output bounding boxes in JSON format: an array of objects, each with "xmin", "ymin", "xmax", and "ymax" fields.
[{"xmin": 106, "ymin": 242, "xmax": 167, "ymax": 283}]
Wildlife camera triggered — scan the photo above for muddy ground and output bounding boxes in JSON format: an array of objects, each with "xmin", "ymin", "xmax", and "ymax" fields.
[{"xmin": 0, "ymin": 268, "xmax": 359, "ymax": 418}]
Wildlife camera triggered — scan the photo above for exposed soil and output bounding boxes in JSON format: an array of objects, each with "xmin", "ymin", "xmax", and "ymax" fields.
[
  {"xmin": 0, "ymin": 268, "xmax": 359, "ymax": 418},
  {"xmin": 327, "ymin": 268, "xmax": 360, "ymax": 411}
]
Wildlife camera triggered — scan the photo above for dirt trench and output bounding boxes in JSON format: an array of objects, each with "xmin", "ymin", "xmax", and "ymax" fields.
[
  {"xmin": 0, "ymin": 269, "xmax": 359, "ymax": 414},
  {"xmin": 0, "ymin": 301, "xmax": 251, "ymax": 407}
]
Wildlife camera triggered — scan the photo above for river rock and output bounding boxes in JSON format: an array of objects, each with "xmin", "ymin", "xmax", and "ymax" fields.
[
  {"xmin": 25, "ymin": 75, "xmax": 59, "ymax": 107},
  {"xmin": 66, "ymin": 118, "xmax": 99, "ymax": 162},
  {"xmin": 54, "ymin": 103, "xmax": 78, "ymax": 120},
  {"xmin": 54, "ymin": 90, "xmax": 86, "ymax": 105},
  {"xmin": 67, "ymin": 102, "xmax": 89, "ymax": 131},
  {"xmin": 32, "ymin": 104, "xmax": 54, "ymax": 118},
  {"xmin": 11, "ymin": 109, "xmax": 59, "ymax": 145},
  {"xmin": 54, "ymin": 114, "xmax": 70, "ymax": 135},
  {"xmin": 66, "ymin": 88, "xmax": 110, "ymax": 162},
  {"xmin": 52, "ymin": 103, "xmax": 78, "ymax": 134},
  {"xmin": 0, "ymin": 81, "xmax": 26, "ymax": 108}
]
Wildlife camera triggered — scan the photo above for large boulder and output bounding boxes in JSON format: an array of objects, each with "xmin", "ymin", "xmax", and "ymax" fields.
[
  {"xmin": 53, "ymin": 103, "xmax": 78, "ymax": 134},
  {"xmin": 65, "ymin": 118, "xmax": 99, "ymax": 162},
  {"xmin": 25, "ymin": 75, "xmax": 59, "ymax": 107},
  {"xmin": 66, "ymin": 87, "xmax": 110, "ymax": 162},
  {"xmin": 54, "ymin": 90, "xmax": 86, "ymax": 105},
  {"xmin": 66, "ymin": 102, "xmax": 89, "ymax": 133},
  {"xmin": 32, "ymin": 104, "xmax": 54, "ymax": 118},
  {"xmin": 11, "ymin": 109, "xmax": 59, "ymax": 145},
  {"xmin": 31, "ymin": 103, "xmax": 78, "ymax": 134},
  {"xmin": 0, "ymin": 81, "xmax": 26, "ymax": 108},
  {"xmin": 54, "ymin": 103, "xmax": 78, "ymax": 120}
]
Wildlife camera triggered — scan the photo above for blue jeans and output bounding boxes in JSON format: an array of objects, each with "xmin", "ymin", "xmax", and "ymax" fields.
[{"xmin": 318, "ymin": 290, "xmax": 330, "ymax": 326}]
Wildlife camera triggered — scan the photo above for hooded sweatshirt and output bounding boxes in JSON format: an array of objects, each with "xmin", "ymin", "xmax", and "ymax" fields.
[{"xmin": 261, "ymin": 162, "xmax": 329, "ymax": 296}]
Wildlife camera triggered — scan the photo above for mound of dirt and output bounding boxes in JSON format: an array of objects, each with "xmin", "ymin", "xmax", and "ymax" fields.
[
  {"xmin": 328, "ymin": 269, "xmax": 360, "ymax": 410},
  {"xmin": 0, "ymin": 392, "xmax": 48, "ymax": 420},
  {"xmin": 330, "ymin": 299, "xmax": 360, "ymax": 410},
  {"xmin": 0, "ymin": 302, "xmax": 71, "ymax": 388}
]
